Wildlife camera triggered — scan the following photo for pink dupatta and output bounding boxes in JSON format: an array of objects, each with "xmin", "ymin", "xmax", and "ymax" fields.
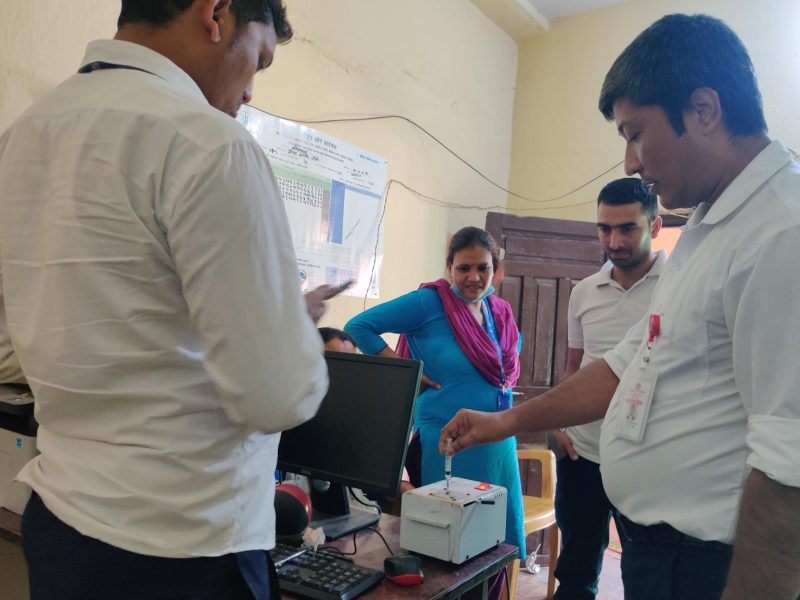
[{"xmin": 396, "ymin": 278, "xmax": 520, "ymax": 389}]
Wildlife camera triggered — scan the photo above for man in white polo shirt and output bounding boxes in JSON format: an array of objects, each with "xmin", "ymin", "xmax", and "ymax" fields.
[
  {"xmin": 550, "ymin": 177, "xmax": 665, "ymax": 600},
  {"xmin": 441, "ymin": 13, "xmax": 800, "ymax": 600}
]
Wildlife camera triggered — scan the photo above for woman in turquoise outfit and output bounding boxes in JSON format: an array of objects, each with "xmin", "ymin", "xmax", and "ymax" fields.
[{"xmin": 344, "ymin": 227, "xmax": 525, "ymax": 556}]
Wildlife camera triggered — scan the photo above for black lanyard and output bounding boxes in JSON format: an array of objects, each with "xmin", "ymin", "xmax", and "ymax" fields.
[{"xmin": 78, "ymin": 61, "xmax": 155, "ymax": 76}]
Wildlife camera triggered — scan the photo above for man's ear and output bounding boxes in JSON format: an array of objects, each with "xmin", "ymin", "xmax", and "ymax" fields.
[
  {"xmin": 650, "ymin": 214, "xmax": 663, "ymax": 240},
  {"xmin": 196, "ymin": 0, "xmax": 233, "ymax": 43},
  {"xmin": 684, "ymin": 87, "xmax": 723, "ymax": 135}
]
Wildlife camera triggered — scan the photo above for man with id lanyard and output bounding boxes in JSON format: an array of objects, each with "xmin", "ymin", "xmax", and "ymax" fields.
[
  {"xmin": 0, "ymin": 2, "xmax": 344, "ymax": 598},
  {"xmin": 440, "ymin": 13, "xmax": 800, "ymax": 600}
]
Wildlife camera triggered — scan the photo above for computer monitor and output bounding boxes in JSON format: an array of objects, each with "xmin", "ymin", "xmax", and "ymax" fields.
[{"xmin": 277, "ymin": 351, "xmax": 421, "ymax": 539}]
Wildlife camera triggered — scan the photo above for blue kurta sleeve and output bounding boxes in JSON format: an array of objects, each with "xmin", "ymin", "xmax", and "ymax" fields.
[{"xmin": 344, "ymin": 289, "xmax": 435, "ymax": 356}]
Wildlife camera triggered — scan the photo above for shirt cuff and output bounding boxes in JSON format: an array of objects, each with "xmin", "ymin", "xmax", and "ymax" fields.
[{"xmin": 746, "ymin": 415, "xmax": 800, "ymax": 487}]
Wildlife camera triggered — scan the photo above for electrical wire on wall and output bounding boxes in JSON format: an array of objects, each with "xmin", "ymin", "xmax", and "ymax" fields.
[
  {"xmin": 251, "ymin": 106, "xmax": 624, "ymax": 210},
  {"xmin": 248, "ymin": 106, "xmax": 631, "ymax": 307},
  {"xmin": 250, "ymin": 107, "xmax": 799, "ymax": 305}
]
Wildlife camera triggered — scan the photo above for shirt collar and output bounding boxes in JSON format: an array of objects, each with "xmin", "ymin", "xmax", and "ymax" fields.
[
  {"xmin": 595, "ymin": 249, "xmax": 667, "ymax": 288},
  {"xmin": 686, "ymin": 140, "xmax": 791, "ymax": 229},
  {"xmin": 79, "ymin": 40, "xmax": 207, "ymax": 105}
]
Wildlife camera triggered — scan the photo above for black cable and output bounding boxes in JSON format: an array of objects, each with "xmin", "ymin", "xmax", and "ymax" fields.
[
  {"xmin": 325, "ymin": 531, "xmax": 359, "ymax": 556},
  {"xmin": 245, "ymin": 104, "xmax": 624, "ymax": 206},
  {"xmin": 366, "ymin": 526, "xmax": 394, "ymax": 556},
  {"xmin": 388, "ymin": 179, "xmax": 598, "ymax": 213},
  {"xmin": 362, "ymin": 186, "xmax": 389, "ymax": 311}
]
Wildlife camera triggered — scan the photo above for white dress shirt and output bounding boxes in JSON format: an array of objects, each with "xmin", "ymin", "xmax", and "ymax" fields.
[
  {"xmin": 0, "ymin": 40, "xmax": 328, "ymax": 557},
  {"xmin": 566, "ymin": 251, "xmax": 665, "ymax": 463},
  {"xmin": 601, "ymin": 141, "xmax": 800, "ymax": 543}
]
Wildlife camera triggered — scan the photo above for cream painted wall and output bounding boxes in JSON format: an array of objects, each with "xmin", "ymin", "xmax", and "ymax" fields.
[
  {"xmin": 255, "ymin": 0, "xmax": 517, "ymax": 328},
  {"xmin": 0, "ymin": 1, "xmax": 518, "ymax": 332},
  {"xmin": 0, "ymin": 2, "xmax": 119, "ymax": 129},
  {"xmin": 508, "ymin": 0, "xmax": 800, "ymax": 222}
]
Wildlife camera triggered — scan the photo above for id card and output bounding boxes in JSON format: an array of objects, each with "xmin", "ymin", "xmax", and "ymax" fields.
[{"xmin": 614, "ymin": 363, "xmax": 657, "ymax": 443}]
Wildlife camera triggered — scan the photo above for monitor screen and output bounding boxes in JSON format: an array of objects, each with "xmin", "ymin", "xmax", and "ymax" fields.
[{"xmin": 278, "ymin": 351, "xmax": 421, "ymax": 497}]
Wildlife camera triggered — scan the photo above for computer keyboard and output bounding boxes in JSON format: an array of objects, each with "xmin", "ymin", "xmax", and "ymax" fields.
[{"xmin": 270, "ymin": 542, "xmax": 384, "ymax": 600}]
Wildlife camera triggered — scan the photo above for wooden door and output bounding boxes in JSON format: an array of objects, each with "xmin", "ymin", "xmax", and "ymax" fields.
[
  {"xmin": 486, "ymin": 211, "xmax": 604, "ymax": 561},
  {"xmin": 487, "ymin": 211, "xmax": 603, "ymax": 420}
]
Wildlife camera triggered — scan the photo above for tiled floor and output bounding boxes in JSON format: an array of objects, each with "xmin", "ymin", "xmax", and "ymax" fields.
[{"xmin": 515, "ymin": 549, "xmax": 624, "ymax": 600}]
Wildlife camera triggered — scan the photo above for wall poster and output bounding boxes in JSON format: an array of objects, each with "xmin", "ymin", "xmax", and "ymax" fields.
[{"xmin": 238, "ymin": 105, "xmax": 387, "ymax": 298}]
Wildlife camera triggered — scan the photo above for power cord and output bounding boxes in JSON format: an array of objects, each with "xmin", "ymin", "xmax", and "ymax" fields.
[{"xmin": 319, "ymin": 526, "xmax": 394, "ymax": 557}]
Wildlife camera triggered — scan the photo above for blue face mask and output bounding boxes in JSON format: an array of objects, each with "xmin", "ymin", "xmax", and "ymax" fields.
[{"xmin": 450, "ymin": 282, "xmax": 495, "ymax": 303}]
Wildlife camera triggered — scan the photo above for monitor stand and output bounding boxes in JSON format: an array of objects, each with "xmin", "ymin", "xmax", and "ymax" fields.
[
  {"xmin": 309, "ymin": 508, "xmax": 380, "ymax": 540},
  {"xmin": 308, "ymin": 481, "xmax": 380, "ymax": 539}
]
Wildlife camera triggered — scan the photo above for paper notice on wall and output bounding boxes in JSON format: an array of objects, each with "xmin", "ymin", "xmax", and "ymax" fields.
[{"xmin": 237, "ymin": 105, "xmax": 387, "ymax": 298}]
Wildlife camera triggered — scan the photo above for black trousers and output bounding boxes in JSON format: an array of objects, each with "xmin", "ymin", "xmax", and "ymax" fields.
[
  {"xmin": 22, "ymin": 493, "xmax": 279, "ymax": 600},
  {"xmin": 554, "ymin": 456, "xmax": 619, "ymax": 600},
  {"xmin": 615, "ymin": 512, "xmax": 732, "ymax": 600}
]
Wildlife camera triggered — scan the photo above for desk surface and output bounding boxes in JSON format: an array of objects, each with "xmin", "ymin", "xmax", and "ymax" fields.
[
  {"xmin": 0, "ymin": 508, "xmax": 516, "ymax": 599},
  {"xmin": 294, "ymin": 513, "xmax": 517, "ymax": 600},
  {"xmin": 0, "ymin": 507, "xmax": 21, "ymax": 541}
]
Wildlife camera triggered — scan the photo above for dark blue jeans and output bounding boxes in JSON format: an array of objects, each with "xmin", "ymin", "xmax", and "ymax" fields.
[
  {"xmin": 554, "ymin": 456, "xmax": 617, "ymax": 600},
  {"xmin": 615, "ymin": 512, "xmax": 732, "ymax": 600},
  {"xmin": 22, "ymin": 493, "xmax": 279, "ymax": 600}
]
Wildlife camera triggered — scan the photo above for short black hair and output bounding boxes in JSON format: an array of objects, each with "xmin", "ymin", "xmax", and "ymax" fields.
[
  {"xmin": 318, "ymin": 327, "xmax": 357, "ymax": 349},
  {"xmin": 599, "ymin": 13, "xmax": 766, "ymax": 136},
  {"xmin": 118, "ymin": 0, "xmax": 293, "ymax": 42},
  {"xmin": 597, "ymin": 178, "xmax": 658, "ymax": 222},
  {"xmin": 446, "ymin": 227, "xmax": 500, "ymax": 271}
]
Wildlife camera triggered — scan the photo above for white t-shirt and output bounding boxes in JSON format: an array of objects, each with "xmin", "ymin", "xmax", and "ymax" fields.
[
  {"xmin": 0, "ymin": 40, "xmax": 328, "ymax": 557},
  {"xmin": 601, "ymin": 140, "xmax": 800, "ymax": 544},
  {"xmin": 566, "ymin": 251, "xmax": 665, "ymax": 462}
]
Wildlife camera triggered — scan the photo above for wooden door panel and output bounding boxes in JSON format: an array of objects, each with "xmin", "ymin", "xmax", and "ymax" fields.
[
  {"xmin": 487, "ymin": 211, "xmax": 604, "ymax": 560},
  {"xmin": 531, "ymin": 277, "xmax": 556, "ymax": 387},
  {"xmin": 488, "ymin": 212, "xmax": 602, "ymax": 403},
  {"xmin": 502, "ymin": 260, "xmax": 599, "ymax": 279}
]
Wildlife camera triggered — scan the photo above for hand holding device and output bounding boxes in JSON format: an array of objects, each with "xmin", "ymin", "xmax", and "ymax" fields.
[{"xmin": 304, "ymin": 280, "xmax": 355, "ymax": 323}]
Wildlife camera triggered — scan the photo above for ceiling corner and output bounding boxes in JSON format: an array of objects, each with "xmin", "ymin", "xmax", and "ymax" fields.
[{"xmin": 469, "ymin": 0, "xmax": 550, "ymax": 42}]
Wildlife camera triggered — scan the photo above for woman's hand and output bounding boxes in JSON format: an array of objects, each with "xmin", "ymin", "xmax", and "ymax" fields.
[
  {"xmin": 419, "ymin": 373, "xmax": 441, "ymax": 392},
  {"xmin": 378, "ymin": 346, "xmax": 440, "ymax": 391}
]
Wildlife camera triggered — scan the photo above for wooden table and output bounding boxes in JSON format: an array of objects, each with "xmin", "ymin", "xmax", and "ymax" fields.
[
  {"xmin": 0, "ymin": 508, "xmax": 517, "ymax": 599},
  {"xmin": 285, "ymin": 513, "xmax": 518, "ymax": 600},
  {"xmin": 0, "ymin": 507, "xmax": 22, "ymax": 542}
]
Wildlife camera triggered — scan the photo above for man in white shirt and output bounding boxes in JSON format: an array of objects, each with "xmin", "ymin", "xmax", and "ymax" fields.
[
  {"xmin": 550, "ymin": 178, "xmax": 665, "ymax": 600},
  {"xmin": 441, "ymin": 13, "xmax": 800, "ymax": 600},
  {"xmin": 0, "ymin": 1, "xmax": 334, "ymax": 598}
]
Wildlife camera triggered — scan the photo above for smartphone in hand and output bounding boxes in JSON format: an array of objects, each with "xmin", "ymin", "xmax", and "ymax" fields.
[{"xmin": 331, "ymin": 279, "xmax": 355, "ymax": 296}]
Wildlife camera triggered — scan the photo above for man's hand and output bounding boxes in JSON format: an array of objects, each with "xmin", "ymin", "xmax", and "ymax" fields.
[
  {"xmin": 439, "ymin": 409, "xmax": 513, "ymax": 455},
  {"xmin": 549, "ymin": 429, "xmax": 578, "ymax": 460},
  {"xmin": 399, "ymin": 480, "xmax": 415, "ymax": 494},
  {"xmin": 304, "ymin": 284, "xmax": 348, "ymax": 324},
  {"xmin": 721, "ymin": 469, "xmax": 800, "ymax": 600}
]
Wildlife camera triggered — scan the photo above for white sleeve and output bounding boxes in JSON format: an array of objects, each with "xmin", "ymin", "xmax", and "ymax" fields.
[
  {"xmin": 160, "ymin": 139, "xmax": 328, "ymax": 434},
  {"xmin": 729, "ymin": 228, "xmax": 800, "ymax": 487},
  {"xmin": 0, "ymin": 244, "xmax": 25, "ymax": 384},
  {"xmin": 602, "ymin": 313, "xmax": 647, "ymax": 379},
  {"xmin": 566, "ymin": 292, "xmax": 583, "ymax": 350}
]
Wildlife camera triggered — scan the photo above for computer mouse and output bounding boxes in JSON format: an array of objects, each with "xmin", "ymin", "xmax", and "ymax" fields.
[{"xmin": 383, "ymin": 554, "xmax": 424, "ymax": 586}]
